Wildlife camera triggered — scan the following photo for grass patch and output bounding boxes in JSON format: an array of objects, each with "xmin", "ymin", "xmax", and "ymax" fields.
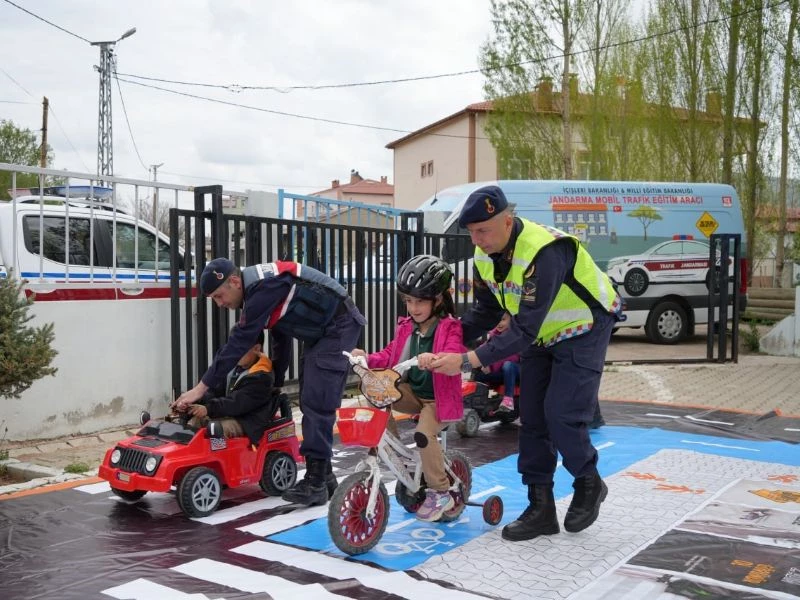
[
  {"xmin": 739, "ymin": 321, "xmax": 763, "ymax": 353},
  {"xmin": 64, "ymin": 462, "xmax": 92, "ymax": 474}
]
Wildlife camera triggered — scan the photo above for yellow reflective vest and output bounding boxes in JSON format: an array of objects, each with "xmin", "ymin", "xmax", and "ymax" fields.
[{"xmin": 474, "ymin": 219, "xmax": 620, "ymax": 346}]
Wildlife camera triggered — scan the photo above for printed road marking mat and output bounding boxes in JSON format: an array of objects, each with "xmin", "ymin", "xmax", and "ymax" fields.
[{"xmin": 0, "ymin": 415, "xmax": 798, "ymax": 600}]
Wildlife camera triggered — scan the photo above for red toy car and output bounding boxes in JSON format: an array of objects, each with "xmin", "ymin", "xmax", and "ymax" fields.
[
  {"xmin": 98, "ymin": 394, "xmax": 302, "ymax": 517},
  {"xmin": 456, "ymin": 380, "xmax": 520, "ymax": 437}
]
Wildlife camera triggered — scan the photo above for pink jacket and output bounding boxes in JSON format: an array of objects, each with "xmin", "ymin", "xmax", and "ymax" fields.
[
  {"xmin": 367, "ymin": 316, "xmax": 465, "ymax": 422},
  {"xmin": 486, "ymin": 327, "xmax": 519, "ymax": 373}
]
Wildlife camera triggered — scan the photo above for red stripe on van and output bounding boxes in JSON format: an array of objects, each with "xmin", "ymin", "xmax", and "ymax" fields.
[{"xmin": 25, "ymin": 287, "xmax": 195, "ymax": 301}]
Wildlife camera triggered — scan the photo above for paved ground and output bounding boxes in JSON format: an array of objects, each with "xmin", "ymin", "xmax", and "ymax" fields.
[{"xmin": 2, "ymin": 325, "xmax": 798, "ymax": 495}]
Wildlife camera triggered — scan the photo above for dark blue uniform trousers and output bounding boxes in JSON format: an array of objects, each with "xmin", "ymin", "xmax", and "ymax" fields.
[
  {"xmin": 517, "ymin": 311, "xmax": 615, "ymax": 485},
  {"xmin": 297, "ymin": 304, "xmax": 365, "ymax": 460}
]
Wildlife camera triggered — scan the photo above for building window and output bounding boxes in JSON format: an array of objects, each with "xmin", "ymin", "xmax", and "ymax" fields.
[
  {"xmin": 501, "ymin": 157, "xmax": 532, "ymax": 179},
  {"xmin": 421, "ymin": 160, "xmax": 434, "ymax": 178},
  {"xmin": 421, "ymin": 163, "xmax": 426, "ymax": 178},
  {"xmin": 427, "ymin": 161, "xmax": 434, "ymax": 176}
]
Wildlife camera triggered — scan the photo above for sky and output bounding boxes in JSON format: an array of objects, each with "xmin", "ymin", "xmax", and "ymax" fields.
[{"xmin": 0, "ymin": 0, "xmax": 494, "ymax": 196}]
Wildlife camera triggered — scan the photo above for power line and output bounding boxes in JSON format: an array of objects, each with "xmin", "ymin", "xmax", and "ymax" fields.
[
  {"xmin": 1, "ymin": 63, "xmax": 92, "ymax": 171},
  {"xmin": 1, "ymin": 0, "xmax": 90, "ymax": 44},
  {"xmin": 114, "ymin": 73, "xmax": 149, "ymax": 174},
  {"xmin": 114, "ymin": 0, "xmax": 789, "ymax": 95},
  {"xmin": 115, "ymin": 75, "xmax": 493, "ymax": 140},
  {"xmin": 114, "ymin": 75, "xmax": 409, "ymax": 134},
  {"xmin": 47, "ymin": 106, "xmax": 92, "ymax": 172},
  {"xmin": 1, "ymin": 66, "xmax": 33, "ymax": 96}
]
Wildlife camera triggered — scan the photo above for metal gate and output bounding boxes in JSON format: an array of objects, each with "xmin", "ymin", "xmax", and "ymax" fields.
[{"xmin": 168, "ymin": 185, "xmax": 432, "ymax": 398}]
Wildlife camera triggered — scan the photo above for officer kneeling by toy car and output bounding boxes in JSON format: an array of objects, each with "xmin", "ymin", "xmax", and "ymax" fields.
[{"xmin": 98, "ymin": 328, "xmax": 302, "ymax": 518}]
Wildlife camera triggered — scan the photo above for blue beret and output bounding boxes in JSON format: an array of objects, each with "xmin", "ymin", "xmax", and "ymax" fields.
[
  {"xmin": 200, "ymin": 258, "xmax": 235, "ymax": 295},
  {"xmin": 458, "ymin": 185, "xmax": 509, "ymax": 228}
]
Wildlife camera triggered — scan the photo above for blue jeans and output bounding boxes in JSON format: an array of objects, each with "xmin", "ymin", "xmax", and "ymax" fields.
[{"xmin": 475, "ymin": 361, "xmax": 520, "ymax": 396}]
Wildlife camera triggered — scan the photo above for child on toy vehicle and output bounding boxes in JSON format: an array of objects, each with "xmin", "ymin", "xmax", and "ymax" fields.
[
  {"xmin": 174, "ymin": 328, "xmax": 280, "ymax": 445},
  {"xmin": 473, "ymin": 312, "xmax": 520, "ymax": 413}
]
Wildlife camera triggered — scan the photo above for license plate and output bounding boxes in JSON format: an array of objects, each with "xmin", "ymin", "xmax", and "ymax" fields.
[{"xmin": 116, "ymin": 472, "xmax": 130, "ymax": 482}]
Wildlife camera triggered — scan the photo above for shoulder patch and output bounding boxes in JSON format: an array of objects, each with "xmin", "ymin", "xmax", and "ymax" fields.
[{"xmin": 524, "ymin": 263, "xmax": 536, "ymax": 278}]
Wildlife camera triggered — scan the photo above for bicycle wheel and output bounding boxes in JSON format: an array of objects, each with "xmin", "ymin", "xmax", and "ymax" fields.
[
  {"xmin": 395, "ymin": 478, "xmax": 426, "ymax": 513},
  {"xmin": 327, "ymin": 471, "xmax": 389, "ymax": 555},
  {"xmin": 440, "ymin": 449, "xmax": 472, "ymax": 522}
]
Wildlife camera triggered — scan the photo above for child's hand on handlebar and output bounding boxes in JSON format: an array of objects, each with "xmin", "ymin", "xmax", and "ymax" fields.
[{"xmin": 416, "ymin": 352, "xmax": 436, "ymax": 370}]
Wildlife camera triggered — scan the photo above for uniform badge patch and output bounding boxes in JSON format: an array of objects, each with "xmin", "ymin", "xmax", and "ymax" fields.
[{"xmin": 521, "ymin": 280, "xmax": 537, "ymax": 303}]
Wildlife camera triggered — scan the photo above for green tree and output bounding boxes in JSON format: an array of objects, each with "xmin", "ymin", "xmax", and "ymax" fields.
[
  {"xmin": 480, "ymin": 0, "xmax": 595, "ymax": 180},
  {"xmin": 627, "ymin": 205, "xmax": 663, "ymax": 240},
  {"xmin": 0, "ymin": 275, "xmax": 58, "ymax": 399},
  {"xmin": 0, "ymin": 119, "xmax": 52, "ymax": 200}
]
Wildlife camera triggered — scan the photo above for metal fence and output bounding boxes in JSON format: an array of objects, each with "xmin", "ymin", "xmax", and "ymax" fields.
[{"xmin": 168, "ymin": 185, "xmax": 469, "ymax": 398}]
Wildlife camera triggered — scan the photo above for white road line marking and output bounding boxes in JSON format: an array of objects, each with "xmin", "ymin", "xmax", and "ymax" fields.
[
  {"xmin": 173, "ymin": 558, "xmax": 347, "ymax": 599},
  {"xmin": 685, "ymin": 415, "xmax": 734, "ymax": 426},
  {"xmin": 102, "ymin": 577, "xmax": 218, "ymax": 599},
  {"xmin": 237, "ymin": 504, "xmax": 328, "ymax": 536},
  {"xmin": 232, "ymin": 541, "xmax": 492, "ymax": 599},
  {"xmin": 75, "ymin": 481, "xmax": 112, "ymax": 494},
  {"xmin": 645, "ymin": 413, "xmax": 680, "ymax": 419},
  {"xmin": 469, "ymin": 485, "xmax": 504, "ymax": 500},
  {"xmin": 192, "ymin": 496, "xmax": 290, "ymax": 525},
  {"xmin": 681, "ymin": 440, "xmax": 759, "ymax": 451},
  {"xmin": 385, "ymin": 518, "xmax": 416, "ymax": 532}
]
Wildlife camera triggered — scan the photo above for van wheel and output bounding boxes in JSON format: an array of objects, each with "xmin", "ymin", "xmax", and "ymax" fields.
[
  {"xmin": 623, "ymin": 268, "xmax": 649, "ymax": 296},
  {"xmin": 646, "ymin": 301, "xmax": 688, "ymax": 344}
]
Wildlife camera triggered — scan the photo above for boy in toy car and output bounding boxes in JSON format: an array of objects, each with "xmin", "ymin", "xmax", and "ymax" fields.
[{"xmin": 176, "ymin": 329, "xmax": 279, "ymax": 445}]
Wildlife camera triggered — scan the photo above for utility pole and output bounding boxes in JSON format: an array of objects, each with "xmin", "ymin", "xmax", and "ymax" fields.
[
  {"xmin": 150, "ymin": 162, "xmax": 164, "ymax": 229},
  {"xmin": 40, "ymin": 97, "xmax": 49, "ymax": 169},
  {"xmin": 91, "ymin": 27, "xmax": 136, "ymax": 183}
]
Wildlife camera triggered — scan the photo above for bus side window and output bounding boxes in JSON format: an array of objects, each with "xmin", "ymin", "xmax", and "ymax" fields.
[
  {"xmin": 115, "ymin": 222, "xmax": 183, "ymax": 270},
  {"xmin": 23, "ymin": 216, "xmax": 97, "ymax": 266}
]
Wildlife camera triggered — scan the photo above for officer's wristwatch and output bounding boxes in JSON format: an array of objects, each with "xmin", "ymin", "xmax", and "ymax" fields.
[{"xmin": 460, "ymin": 353, "xmax": 473, "ymax": 373}]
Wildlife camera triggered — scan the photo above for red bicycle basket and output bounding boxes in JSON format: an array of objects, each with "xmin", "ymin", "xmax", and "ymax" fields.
[{"xmin": 336, "ymin": 407, "xmax": 389, "ymax": 447}]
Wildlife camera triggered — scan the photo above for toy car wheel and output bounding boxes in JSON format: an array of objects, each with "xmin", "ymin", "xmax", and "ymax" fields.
[
  {"xmin": 259, "ymin": 451, "xmax": 298, "ymax": 496},
  {"xmin": 177, "ymin": 466, "xmax": 222, "ymax": 518},
  {"xmin": 623, "ymin": 268, "xmax": 649, "ymax": 296},
  {"xmin": 455, "ymin": 408, "xmax": 480, "ymax": 437},
  {"xmin": 440, "ymin": 450, "xmax": 471, "ymax": 522},
  {"xmin": 395, "ymin": 479, "xmax": 426, "ymax": 513},
  {"xmin": 327, "ymin": 470, "xmax": 389, "ymax": 555},
  {"xmin": 646, "ymin": 300, "xmax": 688, "ymax": 344},
  {"xmin": 111, "ymin": 487, "xmax": 147, "ymax": 502},
  {"xmin": 482, "ymin": 494, "xmax": 504, "ymax": 525}
]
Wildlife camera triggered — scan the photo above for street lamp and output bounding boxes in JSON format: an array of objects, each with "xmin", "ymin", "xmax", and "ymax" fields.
[{"xmin": 92, "ymin": 27, "xmax": 137, "ymax": 181}]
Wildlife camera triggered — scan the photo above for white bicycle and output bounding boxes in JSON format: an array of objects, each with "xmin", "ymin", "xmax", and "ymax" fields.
[{"xmin": 327, "ymin": 352, "xmax": 503, "ymax": 556}]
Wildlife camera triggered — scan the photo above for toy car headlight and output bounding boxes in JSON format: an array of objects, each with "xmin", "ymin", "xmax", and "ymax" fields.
[
  {"xmin": 144, "ymin": 456, "xmax": 158, "ymax": 473},
  {"xmin": 110, "ymin": 449, "xmax": 122, "ymax": 465}
]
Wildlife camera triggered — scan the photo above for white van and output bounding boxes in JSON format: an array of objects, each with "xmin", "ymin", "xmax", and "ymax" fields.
[
  {"xmin": 419, "ymin": 180, "xmax": 747, "ymax": 344},
  {"xmin": 0, "ymin": 186, "xmax": 188, "ymax": 440}
]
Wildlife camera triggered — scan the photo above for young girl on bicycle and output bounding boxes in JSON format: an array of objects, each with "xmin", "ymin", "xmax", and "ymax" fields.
[{"xmin": 350, "ymin": 254, "xmax": 464, "ymax": 522}]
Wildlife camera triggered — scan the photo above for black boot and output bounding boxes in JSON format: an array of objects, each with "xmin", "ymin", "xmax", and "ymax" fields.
[
  {"xmin": 501, "ymin": 484, "xmax": 560, "ymax": 542},
  {"xmin": 281, "ymin": 457, "xmax": 328, "ymax": 506},
  {"xmin": 325, "ymin": 460, "xmax": 338, "ymax": 498},
  {"xmin": 564, "ymin": 471, "xmax": 608, "ymax": 533}
]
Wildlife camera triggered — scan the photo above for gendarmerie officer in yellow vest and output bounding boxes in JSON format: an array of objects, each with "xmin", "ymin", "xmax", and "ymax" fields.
[{"xmin": 431, "ymin": 185, "xmax": 622, "ymax": 542}]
